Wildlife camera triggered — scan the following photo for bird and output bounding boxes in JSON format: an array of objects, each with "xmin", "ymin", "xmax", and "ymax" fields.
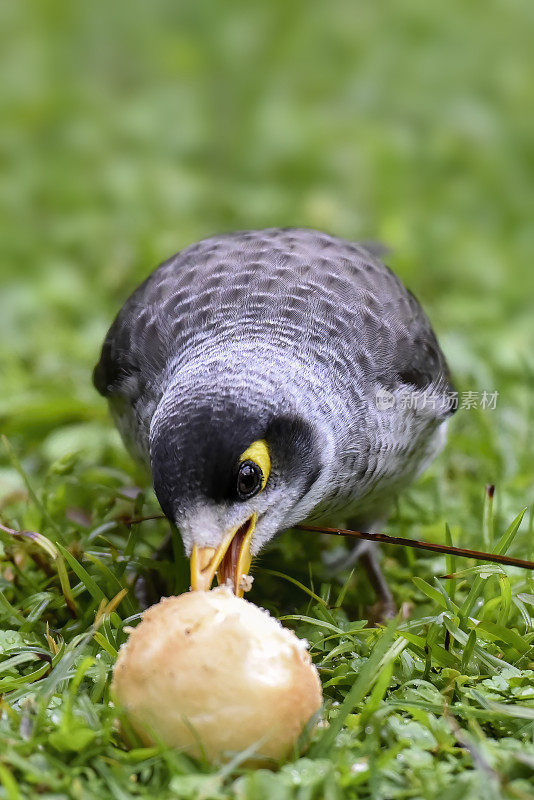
[{"xmin": 93, "ymin": 227, "xmax": 455, "ymax": 613}]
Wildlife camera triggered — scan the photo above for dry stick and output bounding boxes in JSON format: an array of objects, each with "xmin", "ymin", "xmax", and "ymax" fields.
[
  {"xmin": 295, "ymin": 523, "xmax": 534, "ymax": 572},
  {"xmin": 120, "ymin": 514, "xmax": 534, "ymax": 572},
  {"xmin": 121, "ymin": 514, "xmax": 166, "ymax": 526}
]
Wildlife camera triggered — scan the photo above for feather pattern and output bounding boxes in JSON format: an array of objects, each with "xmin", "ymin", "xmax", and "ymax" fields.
[{"xmin": 94, "ymin": 228, "xmax": 454, "ymax": 546}]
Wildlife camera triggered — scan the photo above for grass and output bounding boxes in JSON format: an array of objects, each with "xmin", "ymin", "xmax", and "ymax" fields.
[{"xmin": 1, "ymin": 1, "xmax": 534, "ymax": 797}]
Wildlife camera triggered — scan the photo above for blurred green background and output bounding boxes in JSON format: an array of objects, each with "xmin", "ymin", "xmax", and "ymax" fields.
[{"xmin": 1, "ymin": 0, "xmax": 533, "ymax": 543}]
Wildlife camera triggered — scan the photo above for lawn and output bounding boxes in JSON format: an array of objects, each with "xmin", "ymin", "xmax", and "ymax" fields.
[{"xmin": 1, "ymin": 1, "xmax": 534, "ymax": 798}]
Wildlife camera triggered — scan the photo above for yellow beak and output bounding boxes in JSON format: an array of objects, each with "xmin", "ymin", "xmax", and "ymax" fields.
[{"xmin": 190, "ymin": 514, "xmax": 256, "ymax": 597}]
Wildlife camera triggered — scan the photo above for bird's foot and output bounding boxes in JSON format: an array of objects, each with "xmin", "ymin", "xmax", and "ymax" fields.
[
  {"xmin": 366, "ymin": 598, "xmax": 413, "ymax": 625},
  {"xmin": 366, "ymin": 598, "xmax": 397, "ymax": 625}
]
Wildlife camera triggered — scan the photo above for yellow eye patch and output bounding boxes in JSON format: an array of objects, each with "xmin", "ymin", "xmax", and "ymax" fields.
[{"xmin": 239, "ymin": 439, "xmax": 271, "ymax": 490}]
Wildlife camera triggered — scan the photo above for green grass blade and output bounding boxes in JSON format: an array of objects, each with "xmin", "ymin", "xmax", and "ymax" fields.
[
  {"xmin": 56, "ymin": 544, "xmax": 107, "ymax": 604},
  {"xmin": 312, "ymin": 620, "xmax": 398, "ymax": 756}
]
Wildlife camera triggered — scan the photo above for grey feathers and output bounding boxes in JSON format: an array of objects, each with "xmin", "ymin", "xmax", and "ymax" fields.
[
  {"xmin": 95, "ymin": 227, "xmax": 451, "ymax": 402},
  {"xmin": 94, "ymin": 227, "xmax": 454, "ymax": 540}
]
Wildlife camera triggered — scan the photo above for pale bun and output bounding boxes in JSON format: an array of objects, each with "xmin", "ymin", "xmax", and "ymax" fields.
[{"xmin": 112, "ymin": 587, "xmax": 322, "ymax": 762}]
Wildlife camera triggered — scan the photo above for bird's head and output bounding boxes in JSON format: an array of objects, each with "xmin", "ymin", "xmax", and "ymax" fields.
[{"xmin": 149, "ymin": 376, "xmax": 328, "ymax": 596}]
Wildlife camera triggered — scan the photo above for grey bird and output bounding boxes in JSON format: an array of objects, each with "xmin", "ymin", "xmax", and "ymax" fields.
[{"xmin": 94, "ymin": 228, "xmax": 455, "ymax": 610}]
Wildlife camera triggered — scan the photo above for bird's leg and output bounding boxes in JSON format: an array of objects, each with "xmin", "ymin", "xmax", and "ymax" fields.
[
  {"xmin": 134, "ymin": 534, "xmax": 174, "ymax": 609},
  {"xmin": 326, "ymin": 518, "xmax": 396, "ymax": 620},
  {"xmin": 358, "ymin": 544, "xmax": 397, "ymax": 621}
]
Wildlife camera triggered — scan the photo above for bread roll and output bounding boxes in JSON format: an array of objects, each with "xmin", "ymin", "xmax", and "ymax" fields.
[{"xmin": 112, "ymin": 587, "xmax": 322, "ymax": 762}]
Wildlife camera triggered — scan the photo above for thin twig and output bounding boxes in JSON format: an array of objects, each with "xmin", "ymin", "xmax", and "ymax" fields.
[
  {"xmin": 120, "ymin": 514, "xmax": 166, "ymax": 526},
  {"xmin": 121, "ymin": 514, "xmax": 534, "ymax": 571},
  {"xmin": 295, "ymin": 524, "xmax": 534, "ymax": 571}
]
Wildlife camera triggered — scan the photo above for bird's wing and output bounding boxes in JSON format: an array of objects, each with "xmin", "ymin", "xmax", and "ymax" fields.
[
  {"xmin": 377, "ymin": 280, "xmax": 455, "ymax": 398},
  {"xmin": 94, "ymin": 227, "xmax": 455, "ymax": 411},
  {"xmin": 93, "ymin": 262, "xmax": 179, "ymax": 401}
]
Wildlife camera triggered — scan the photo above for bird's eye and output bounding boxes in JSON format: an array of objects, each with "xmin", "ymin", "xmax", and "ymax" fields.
[{"xmin": 236, "ymin": 460, "xmax": 263, "ymax": 500}]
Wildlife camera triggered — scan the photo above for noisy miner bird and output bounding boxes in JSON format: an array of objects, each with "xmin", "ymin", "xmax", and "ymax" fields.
[{"xmin": 94, "ymin": 228, "xmax": 455, "ymax": 612}]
